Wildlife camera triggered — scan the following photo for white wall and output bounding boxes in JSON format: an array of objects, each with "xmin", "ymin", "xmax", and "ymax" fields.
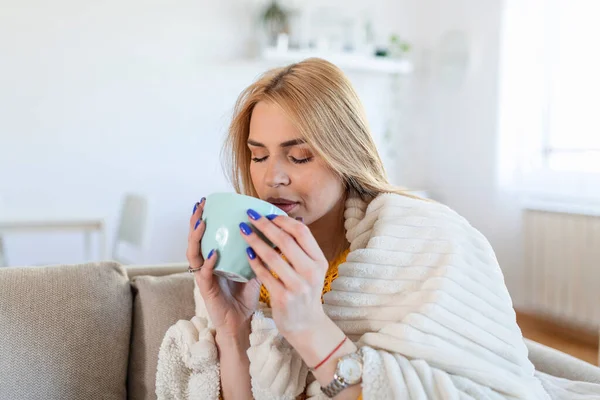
[
  {"xmin": 401, "ymin": 0, "xmax": 527, "ymax": 306},
  {"xmin": 0, "ymin": 0, "xmax": 264, "ymax": 265},
  {"xmin": 0, "ymin": 0, "xmax": 406, "ymax": 266},
  {"xmin": 2, "ymin": 0, "xmax": 528, "ymax": 309}
]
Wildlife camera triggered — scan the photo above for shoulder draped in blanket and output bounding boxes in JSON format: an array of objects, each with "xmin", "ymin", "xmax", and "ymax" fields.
[{"xmin": 156, "ymin": 193, "xmax": 600, "ymax": 399}]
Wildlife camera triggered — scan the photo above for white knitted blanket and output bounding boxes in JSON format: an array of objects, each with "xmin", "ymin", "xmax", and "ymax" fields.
[{"xmin": 156, "ymin": 193, "xmax": 600, "ymax": 399}]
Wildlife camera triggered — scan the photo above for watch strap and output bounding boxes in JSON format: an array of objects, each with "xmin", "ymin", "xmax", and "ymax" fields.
[{"xmin": 320, "ymin": 374, "xmax": 348, "ymax": 398}]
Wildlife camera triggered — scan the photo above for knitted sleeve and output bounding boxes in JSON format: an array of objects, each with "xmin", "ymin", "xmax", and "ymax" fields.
[{"xmin": 155, "ymin": 316, "xmax": 221, "ymax": 400}]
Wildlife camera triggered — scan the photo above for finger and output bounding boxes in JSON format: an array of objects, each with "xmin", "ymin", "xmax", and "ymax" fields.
[
  {"xmin": 246, "ymin": 247, "xmax": 285, "ymax": 299},
  {"xmin": 194, "ymin": 249, "xmax": 221, "ymax": 298},
  {"xmin": 245, "ymin": 210, "xmax": 316, "ymax": 269},
  {"xmin": 266, "ymin": 215, "xmax": 324, "ymax": 262},
  {"xmin": 189, "ymin": 197, "xmax": 206, "ymax": 230},
  {"xmin": 240, "ymin": 222, "xmax": 304, "ymax": 290},
  {"xmin": 186, "ymin": 218, "xmax": 206, "ymax": 266}
]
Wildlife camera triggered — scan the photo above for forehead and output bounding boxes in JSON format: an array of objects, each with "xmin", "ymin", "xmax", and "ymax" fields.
[{"xmin": 248, "ymin": 101, "xmax": 302, "ymax": 144}]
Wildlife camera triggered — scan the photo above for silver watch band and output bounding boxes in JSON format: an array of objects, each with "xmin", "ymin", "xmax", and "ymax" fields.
[{"xmin": 320, "ymin": 374, "xmax": 348, "ymax": 398}]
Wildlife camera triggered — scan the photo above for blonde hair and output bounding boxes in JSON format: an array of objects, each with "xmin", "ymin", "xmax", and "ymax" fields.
[{"xmin": 222, "ymin": 57, "xmax": 420, "ymax": 201}]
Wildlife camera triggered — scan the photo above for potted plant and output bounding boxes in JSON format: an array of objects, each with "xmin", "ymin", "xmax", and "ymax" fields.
[{"xmin": 261, "ymin": 0, "xmax": 289, "ymax": 47}]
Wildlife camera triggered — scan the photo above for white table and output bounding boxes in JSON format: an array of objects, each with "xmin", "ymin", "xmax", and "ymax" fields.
[{"xmin": 0, "ymin": 210, "xmax": 107, "ymax": 262}]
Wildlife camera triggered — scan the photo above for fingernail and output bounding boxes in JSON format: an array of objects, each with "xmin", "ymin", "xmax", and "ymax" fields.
[
  {"xmin": 295, "ymin": 216, "xmax": 304, "ymax": 223},
  {"xmin": 207, "ymin": 249, "xmax": 215, "ymax": 259},
  {"xmin": 247, "ymin": 209, "xmax": 261, "ymax": 220},
  {"xmin": 246, "ymin": 247, "xmax": 256, "ymax": 260},
  {"xmin": 193, "ymin": 202, "xmax": 199, "ymax": 214},
  {"xmin": 239, "ymin": 222, "xmax": 252, "ymax": 235},
  {"xmin": 200, "ymin": 197, "xmax": 206, "ymax": 203},
  {"xmin": 266, "ymin": 214, "xmax": 278, "ymax": 220},
  {"xmin": 194, "ymin": 219, "xmax": 201, "ymax": 230}
]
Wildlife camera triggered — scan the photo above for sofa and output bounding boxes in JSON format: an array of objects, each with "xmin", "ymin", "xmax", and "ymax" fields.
[{"xmin": 1, "ymin": 261, "xmax": 600, "ymax": 400}]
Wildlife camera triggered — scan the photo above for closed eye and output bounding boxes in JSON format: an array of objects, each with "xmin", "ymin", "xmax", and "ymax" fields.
[
  {"xmin": 290, "ymin": 156, "xmax": 313, "ymax": 164},
  {"xmin": 251, "ymin": 156, "xmax": 313, "ymax": 164}
]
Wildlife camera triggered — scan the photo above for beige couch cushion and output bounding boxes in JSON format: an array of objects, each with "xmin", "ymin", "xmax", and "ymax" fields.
[
  {"xmin": 0, "ymin": 262, "xmax": 131, "ymax": 400},
  {"xmin": 127, "ymin": 272, "xmax": 195, "ymax": 400},
  {"xmin": 126, "ymin": 263, "xmax": 187, "ymax": 280}
]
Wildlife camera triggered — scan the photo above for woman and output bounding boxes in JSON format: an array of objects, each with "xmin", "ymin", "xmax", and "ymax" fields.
[{"xmin": 156, "ymin": 58, "xmax": 598, "ymax": 399}]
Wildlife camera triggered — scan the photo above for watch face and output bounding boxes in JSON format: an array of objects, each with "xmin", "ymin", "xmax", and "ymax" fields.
[{"xmin": 337, "ymin": 356, "xmax": 363, "ymax": 385}]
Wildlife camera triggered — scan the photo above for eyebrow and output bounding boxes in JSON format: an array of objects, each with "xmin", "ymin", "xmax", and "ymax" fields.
[{"xmin": 247, "ymin": 138, "xmax": 306, "ymax": 148}]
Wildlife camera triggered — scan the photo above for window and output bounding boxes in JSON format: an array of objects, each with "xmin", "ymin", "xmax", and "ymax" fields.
[
  {"xmin": 544, "ymin": 1, "xmax": 600, "ymax": 173},
  {"xmin": 499, "ymin": 0, "xmax": 600, "ymax": 205}
]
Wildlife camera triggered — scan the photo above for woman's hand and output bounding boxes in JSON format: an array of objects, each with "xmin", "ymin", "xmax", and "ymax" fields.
[
  {"xmin": 240, "ymin": 209, "xmax": 361, "ymax": 398},
  {"xmin": 187, "ymin": 199, "xmax": 261, "ymax": 339},
  {"xmin": 239, "ymin": 209, "xmax": 330, "ymax": 337}
]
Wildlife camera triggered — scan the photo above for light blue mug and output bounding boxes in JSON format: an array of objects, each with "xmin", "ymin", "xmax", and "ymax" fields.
[{"xmin": 201, "ymin": 192, "xmax": 287, "ymax": 282}]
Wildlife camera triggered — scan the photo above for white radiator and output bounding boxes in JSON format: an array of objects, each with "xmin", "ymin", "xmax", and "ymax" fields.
[{"xmin": 524, "ymin": 209, "xmax": 600, "ymax": 330}]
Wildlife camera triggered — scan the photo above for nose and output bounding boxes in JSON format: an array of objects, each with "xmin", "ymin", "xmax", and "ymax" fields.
[{"xmin": 264, "ymin": 159, "xmax": 290, "ymax": 188}]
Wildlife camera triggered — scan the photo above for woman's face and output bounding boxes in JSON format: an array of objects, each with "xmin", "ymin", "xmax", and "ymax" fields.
[{"xmin": 247, "ymin": 101, "xmax": 345, "ymax": 225}]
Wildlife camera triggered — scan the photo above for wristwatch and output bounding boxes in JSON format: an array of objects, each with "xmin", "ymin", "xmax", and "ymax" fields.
[{"xmin": 320, "ymin": 351, "xmax": 363, "ymax": 398}]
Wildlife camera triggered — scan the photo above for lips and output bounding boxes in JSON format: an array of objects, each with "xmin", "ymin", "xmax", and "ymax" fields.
[{"xmin": 266, "ymin": 197, "xmax": 299, "ymax": 213}]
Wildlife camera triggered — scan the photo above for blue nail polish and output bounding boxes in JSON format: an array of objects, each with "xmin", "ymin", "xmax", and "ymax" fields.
[
  {"xmin": 194, "ymin": 219, "xmax": 201, "ymax": 230},
  {"xmin": 266, "ymin": 214, "xmax": 278, "ymax": 220},
  {"xmin": 193, "ymin": 202, "xmax": 199, "ymax": 214},
  {"xmin": 246, "ymin": 247, "xmax": 256, "ymax": 260},
  {"xmin": 239, "ymin": 222, "xmax": 252, "ymax": 235},
  {"xmin": 247, "ymin": 209, "xmax": 261, "ymax": 220},
  {"xmin": 201, "ymin": 197, "xmax": 206, "ymax": 203},
  {"xmin": 207, "ymin": 249, "xmax": 215, "ymax": 259}
]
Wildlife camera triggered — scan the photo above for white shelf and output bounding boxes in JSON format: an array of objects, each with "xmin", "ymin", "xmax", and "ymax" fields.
[
  {"xmin": 523, "ymin": 199, "xmax": 600, "ymax": 217},
  {"xmin": 261, "ymin": 47, "xmax": 413, "ymax": 75}
]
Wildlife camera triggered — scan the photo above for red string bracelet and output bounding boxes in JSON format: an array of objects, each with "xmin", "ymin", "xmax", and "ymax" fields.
[{"xmin": 310, "ymin": 337, "xmax": 348, "ymax": 372}]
